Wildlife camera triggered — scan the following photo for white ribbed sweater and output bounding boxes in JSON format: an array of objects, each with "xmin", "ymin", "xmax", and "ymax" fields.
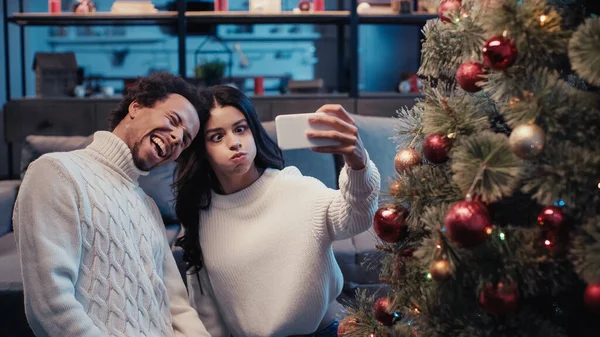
[
  {"xmin": 13, "ymin": 131, "xmax": 209, "ymax": 337},
  {"xmin": 188, "ymin": 158, "xmax": 380, "ymax": 337}
]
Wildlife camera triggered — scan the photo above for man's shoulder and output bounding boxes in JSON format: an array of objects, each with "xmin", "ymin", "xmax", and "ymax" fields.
[{"xmin": 26, "ymin": 151, "xmax": 89, "ymax": 181}]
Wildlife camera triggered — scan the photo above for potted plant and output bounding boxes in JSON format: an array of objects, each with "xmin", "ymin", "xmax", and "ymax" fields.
[{"xmin": 194, "ymin": 59, "xmax": 226, "ymax": 87}]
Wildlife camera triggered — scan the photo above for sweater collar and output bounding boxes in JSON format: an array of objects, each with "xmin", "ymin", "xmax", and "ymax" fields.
[
  {"xmin": 210, "ymin": 168, "xmax": 279, "ymax": 209},
  {"xmin": 86, "ymin": 131, "xmax": 149, "ymax": 182}
]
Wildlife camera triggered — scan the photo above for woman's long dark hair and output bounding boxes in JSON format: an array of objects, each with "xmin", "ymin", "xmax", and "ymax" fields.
[{"xmin": 174, "ymin": 85, "xmax": 284, "ymax": 276}]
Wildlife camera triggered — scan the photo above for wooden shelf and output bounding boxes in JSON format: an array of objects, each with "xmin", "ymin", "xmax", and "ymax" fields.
[
  {"xmin": 358, "ymin": 92, "xmax": 424, "ymax": 99},
  {"xmin": 8, "ymin": 11, "xmax": 351, "ymax": 26},
  {"xmin": 46, "ymin": 37, "xmax": 166, "ymax": 45},
  {"xmin": 8, "ymin": 12, "xmax": 178, "ymax": 26},
  {"xmin": 358, "ymin": 13, "xmax": 437, "ymax": 25},
  {"xmin": 185, "ymin": 11, "xmax": 350, "ymax": 24},
  {"xmin": 8, "ymin": 11, "xmax": 436, "ymax": 26}
]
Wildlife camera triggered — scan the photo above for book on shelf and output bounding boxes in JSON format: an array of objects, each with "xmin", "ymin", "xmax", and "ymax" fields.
[{"xmin": 110, "ymin": 1, "xmax": 158, "ymax": 14}]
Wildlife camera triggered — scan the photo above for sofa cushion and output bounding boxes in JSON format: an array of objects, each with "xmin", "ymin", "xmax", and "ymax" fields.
[
  {"xmin": 333, "ymin": 231, "xmax": 382, "ymax": 289},
  {"xmin": 352, "ymin": 114, "xmax": 403, "ymax": 203},
  {"xmin": 0, "ymin": 180, "xmax": 20, "ymax": 237},
  {"xmin": 262, "ymin": 121, "xmax": 337, "ymax": 189},
  {"xmin": 0, "ymin": 232, "xmax": 22, "ymax": 292},
  {"xmin": 138, "ymin": 162, "xmax": 178, "ymax": 223},
  {"xmin": 20, "ymin": 135, "xmax": 93, "ymax": 179}
]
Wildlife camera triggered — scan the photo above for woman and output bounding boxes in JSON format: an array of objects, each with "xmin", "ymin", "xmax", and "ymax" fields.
[{"xmin": 174, "ymin": 85, "xmax": 380, "ymax": 336}]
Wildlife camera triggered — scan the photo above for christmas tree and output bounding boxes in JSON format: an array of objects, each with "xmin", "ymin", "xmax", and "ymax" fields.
[{"xmin": 338, "ymin": 0, "xmax": 600, "ymax": 336}]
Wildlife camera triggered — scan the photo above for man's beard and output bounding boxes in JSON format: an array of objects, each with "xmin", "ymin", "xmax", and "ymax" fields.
[{"xmin": 131, "ymin": 141, "xmax": 155, "ymax": 172}]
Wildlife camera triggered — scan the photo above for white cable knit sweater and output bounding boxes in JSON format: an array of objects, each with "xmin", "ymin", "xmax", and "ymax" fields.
[
  {"xmin": 13, "ymin": 131, "xmax": 209, "ymax": 337},
  {"xmin": 188, "ymin": 157, "xmax": 380, "ymax": 337}
]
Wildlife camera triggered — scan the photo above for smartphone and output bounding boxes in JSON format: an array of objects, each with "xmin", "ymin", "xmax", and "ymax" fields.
[{"xmin": 274, "ymin": 112, "xmax": 341, "ymax": 150}]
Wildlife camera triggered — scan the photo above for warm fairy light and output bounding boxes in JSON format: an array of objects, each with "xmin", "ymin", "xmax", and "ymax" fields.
[
  {"xmin": 499, "ymin": 232, "xmax": 506, "ymax": 241},
  {"xmin": 545, "ymin": 239, "xmax": 552, "ymax": 246},
  {"xmin": 426, "ymin": 273, "xmax": 432, "ymax": 280},
  {"xmin": 414, "ymin": 308, "xmax": 420, "ymax": 313},
  {"xmin": 436, "ymin": 243, "xmax": 442, "ymax": 249},
  {"xmin": 485, "ymin": 226, "xmax": 493, "ymax": 235},
  {"xmin": 597, "ymin": 181, "xmax": 600, "ymax": 189},
  {"xmin": 540, "ymin": 14, "xmax": 547, "ymax": 26}
]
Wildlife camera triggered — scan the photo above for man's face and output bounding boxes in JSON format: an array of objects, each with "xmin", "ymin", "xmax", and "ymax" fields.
[{"xmin": 127, "ymin": 93, "xmax": 200, "ymax": 171}]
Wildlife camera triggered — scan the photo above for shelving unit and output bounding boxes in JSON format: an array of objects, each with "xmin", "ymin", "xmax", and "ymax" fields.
[{"xmin": 3, "ymin": 0, "xmax": 436, "ymax": 100}]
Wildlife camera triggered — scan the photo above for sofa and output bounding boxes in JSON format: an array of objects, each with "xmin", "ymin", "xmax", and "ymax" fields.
[{"xmin": 0, "ymin": 113, "xmax": 400, "ymax": 335}]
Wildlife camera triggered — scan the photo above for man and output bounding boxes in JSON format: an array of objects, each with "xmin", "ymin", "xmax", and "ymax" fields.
[{"xmin": 13, "ymin": 72, "xmax": 210, "ymax": 337}]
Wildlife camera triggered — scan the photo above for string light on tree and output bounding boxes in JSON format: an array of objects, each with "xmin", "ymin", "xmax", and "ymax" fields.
[
  {"xmin": 483, "ymin": 35, "xmax": 518, "ymax": 70},
  {"xmin": 508, "ymin": 123, "xmax": 545, "ymax": 159}
]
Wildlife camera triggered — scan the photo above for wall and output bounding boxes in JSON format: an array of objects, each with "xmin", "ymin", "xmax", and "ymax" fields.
[
  {"xmin": 0, "ymin": 0, "xmax": 424, "ymax": 178},
  {"xmin": 44, "ymin": 0, "xmax": 317, "ymax": 95}
]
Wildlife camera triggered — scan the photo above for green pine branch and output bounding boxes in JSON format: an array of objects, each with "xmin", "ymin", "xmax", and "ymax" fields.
[
  {"xmin": 451, "ymin": 131, "xmax": 522, "ymax": 203},
  {"xmin": 420, "ymin": 87, "xmax": 490, "ymax": 136},
  {"xmin": 571, "ymin": 215, "xmax": 600, "ymax": 284},
  {"xmin": 393, "ymin": 165, "xmax": 463, "ymax": 208},
  {"xmin": 393, "ymin": 105, "xmax": 424, "ymax": 150},
  {"xmin": 521, "ymin": 141, "xmax": 600, "ymax": 207},
  {"xmin": 481, "ymin": 0, "xmax": 570, "ymax": 70},
  {"xmin": 569, "ymin": 17, "xmax": 600, "ymax": 86},
  {"xmin": 419, "ymin": 14, "xmax": 486, "ymax": 81}
]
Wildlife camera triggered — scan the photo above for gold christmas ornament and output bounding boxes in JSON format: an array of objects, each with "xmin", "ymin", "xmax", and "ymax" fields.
[
  {"xmin": 394, "ymin": 148, "xmax": 422, "ymax": 172},
  {"xmin": 430, "ymin": 260, "xmax": 452, "ymax": 282},
  {"xmin": 508, "ymin": 123, "xmax": 545, "ymax": 159}
]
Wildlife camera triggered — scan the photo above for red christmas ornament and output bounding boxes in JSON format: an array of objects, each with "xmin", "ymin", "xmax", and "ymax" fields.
[
  {"xmin": 483, "ymin": 36, "xmax": 518, "ymax": 70},
  {"xmin": 444, "ymin": 201, "xmax": 491, "ymax": 247},
  {"xmin": 456, "ymin": 61, "xmax": 486, "ymax": 93},
  {"xmin": 438, "ymin": 0, "xmax": 462, "ymax": 23},
  {"xmin": 423, "ymin": 133, "xmax": 452, "ymax": 163},
  {"xmin": 373, "ymin": 204, "xmax": 409, "ymax": 243},
  {"xmin": 479, "ymin": 282, "xmax": 519, "ymax": 315},
  {"xmin": 373, "ymin": 297, "xmax": 395, "ymax": 326},
  {"xmin": 584, "ymin": 284, "xmax": 600, "ymax": 313},
  {"xmin": 537, "ymin": 206, "xmax": 566, "ymax": 230},
  {"xmin": 338, "ymin": 316, "xmax": 359, "ymax": 336}
]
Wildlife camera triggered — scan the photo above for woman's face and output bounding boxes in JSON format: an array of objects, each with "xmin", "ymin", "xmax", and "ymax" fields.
[{"xmin": 203, "ymin": 105, "xmax": 257, "ymax": 179}]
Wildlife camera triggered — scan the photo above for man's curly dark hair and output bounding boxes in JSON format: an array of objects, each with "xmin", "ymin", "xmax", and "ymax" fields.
[{"xmin": 108, "ymin": 72, "xmax": 202, "ymax": 131}]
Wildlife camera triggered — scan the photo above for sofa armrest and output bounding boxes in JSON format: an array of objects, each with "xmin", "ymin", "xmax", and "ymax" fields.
[{"xmin": 0, "ymin": 180, "xmax": 20, "ymax": 237}]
